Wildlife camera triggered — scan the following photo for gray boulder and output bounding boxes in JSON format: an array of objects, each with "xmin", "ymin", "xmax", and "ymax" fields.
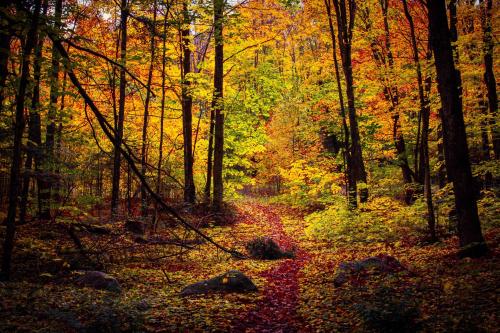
[
  {"xmin": 334, "ymin": 255, "xmax": 406, "ymax": 287},
  {"xmin": 180, "ymin": 270, "xmax": 257, "ymax": 296},
  {"xmin": 76, "ymin": 271, "xmax": 121, "ymax": 292}
]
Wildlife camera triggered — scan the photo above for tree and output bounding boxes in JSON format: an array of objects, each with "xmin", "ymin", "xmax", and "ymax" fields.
[
  {"xmin": 181, "ymin": 1, "xmax": 196, "ymax": 204},
  {"xmin": 212, "ymin": 0, "xmax": 225, "ymax": 211},
  {"xmin": 111, "ymin": 0, "xmax": 129, "ymax": 217},
  {"xmin": 1, "ymin": 0, "xmax": 42, "ymax": 281},
  {"xmin": 427, "ymin": 0, "xmax": 487, "ymax": 256},
  {"xmin": 402, "ymin": 0, "xmax": 436, "ymax": 241},
  {"xmin": 358, "ymin": 1, "xmax": 413, "ymax": 191},
  {"xmin": 0, "ymin": 0, "xmax": 13, "ymax": 115},
  {"xmin": 324, "ymin": 0, "xmax": 357, "ymax": 209},
  {"xmin": 141, "ymin": 0, "xmax": 157, "ymax": 215},
  {"xmin": 332, "ymin": 0, "xmax": 368, "ymax": 203},
  {"xmin": 44, "ymin": 0, "xmax": 64, "ymax": 220},
  {"xmin": 480, "ymin": 0, "xmax": 498, "ymax": 158}
]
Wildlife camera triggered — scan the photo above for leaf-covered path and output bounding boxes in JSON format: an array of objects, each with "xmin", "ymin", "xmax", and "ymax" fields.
[{"xmin": 232, "ymin": 200, "xmax": 311, "ymax": 332}]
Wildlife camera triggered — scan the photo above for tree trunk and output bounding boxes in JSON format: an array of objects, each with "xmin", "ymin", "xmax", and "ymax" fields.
[
  {"xmin": 427, "ymin": 0, "xmax": 487, "ymax": 256},
  {"xmin": 333, "ymin": 0, "xmax": 368, "ymax": 202},
  {"xmin": 325, "ymin": 0, "xmax": 356, "ymax": 208},
  {"xmin": 212, "ymin": 0, "xmax": 224, "ymax": 211},
  {"xmin": 181, "ymin": 2, "xmax": 196, "ymax": 204},
  {"xmin": 0, "ymin": 0, "xmax": 13, "ymax": 115},
  {"xmin": 1, "ymin": 0, "xmax": 42, "ymax": 281},
  {"xmin": 204, "ymin": 107, "xmax": 215, "ymax": 202},
  {"xmin": 402, "ymin": 0, "xmax": 436, "ymax": 239},
  {"xmin": 111, "ymin": 0, "xmax": 129, "ymax": 217},
  {"xmin": 43, "ymin": 0, "xmax": 63, "ymax": 220},
  {"xmin": 157, "ymin": 6, "xmax": 169, "ymax": 201},
  {"xmin": 480, "ymin": 0, "xmax": 499, "ymax": 158},
  {"xmin": 378, "ymin": 0, "xmax": 413, "ymax": 187},
  {"xmin": 141, "ymin": 0, "xmax": 157, "ymax": 215}
]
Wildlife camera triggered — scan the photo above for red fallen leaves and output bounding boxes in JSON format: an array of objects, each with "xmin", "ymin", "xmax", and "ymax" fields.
[{"xmin": 232, "ymin": 201, "xmax": 311, "ymax": 332}]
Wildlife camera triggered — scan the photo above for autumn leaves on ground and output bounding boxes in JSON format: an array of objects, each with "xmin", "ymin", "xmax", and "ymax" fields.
[{"xmin": 0, "ymin": 197, "xmax": 498, "ymax": 332}]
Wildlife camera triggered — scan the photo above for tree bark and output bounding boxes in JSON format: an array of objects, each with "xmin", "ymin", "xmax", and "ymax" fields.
[
  {"xmin": 332, "ymin": 0, "xmax": 368, "ymax": 202},
  {"xmin": 181, "ymin": 1, "xmax": 196, "ymax": 204},
  {"xmin": 402, "ymin": 0, "xmax": 436, "ymax": 239},
  {"xmin": 43, "ymin": 0, "xmax": 63, "ymax": 220},
  {"xmin": 157, "ymin": 5, "xmax": 169, "ymax": 201},
  {"xmin": 0, "ymin": 0, "xmax": 13, "ymax": 115},
  {"xmin": 141, "ymin": 0, "xmax": 157, "ymax": 215},
  {"xmin": 212, "ymin": 0, "xmax": 224, "ymax": 211},
  {"xmin": 480, "ymin": 0, "xmax": 498, "ymax": 158},
  {"xmin": 204, "ymin": 107, "xmax": 215, "ymax": 202},
  {"xmin": 427, "ymin": 0, "xmax": 487, "ymax": 256},
  {"xmin": 325, "ymin": 0, "xmax": 356, "ymax": 209},
  {"xmin": 111, "ymin": 0, "xmax": 129, "ymax": 217},
  {"xmin": 1, "ymin": 0, "xmax": 42, "ymax": 281}
]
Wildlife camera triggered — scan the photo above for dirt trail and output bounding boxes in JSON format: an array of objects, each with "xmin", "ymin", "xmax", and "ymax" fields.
[{"xmin": 232, "ymin": 201, "xmax": 311, "ymax": 332}]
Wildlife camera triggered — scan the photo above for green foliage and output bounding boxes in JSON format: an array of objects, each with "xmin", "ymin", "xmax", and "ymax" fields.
[{"xmin": 305, "ymin": 195, "xmax": 430, "ymax": 245}]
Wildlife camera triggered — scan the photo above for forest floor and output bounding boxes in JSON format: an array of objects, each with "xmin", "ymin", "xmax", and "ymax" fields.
[{"xmin": 0, "ymin": 197, "xmax": 499, "ymax": 332}]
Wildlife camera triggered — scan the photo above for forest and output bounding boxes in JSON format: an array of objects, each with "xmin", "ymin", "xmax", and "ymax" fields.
[{"xmin": 0, "ymin": 0, "xmax": 498, "ymax": 331}]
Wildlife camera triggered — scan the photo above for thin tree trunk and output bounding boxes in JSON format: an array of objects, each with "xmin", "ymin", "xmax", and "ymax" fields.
[
  {"xmin": 480, "ymin": 0, "xmax": 498, "ymax": 158},
  {"xmin": 19, "ymin": 0, "xmax": 48, "ymax": 223},
  {"xmin": 0, "ymin": 0, "xmax": 13, "ymax": 115},
  {"xmin": 43, "ymin": 0, "xmax": 63, "ymax": 219},
  {"xmin": 111, "ymin": 0, "xmax": 129, "ymax": 217},
  {"xmin": 53, "ymin": 67, "xmax": 67, "ymax": 203},
  {"xmin": 181, "ymin": 1, "xmax": 196, "ymax": 204},
  {"xmin": 325, "ymin": 0, "xmax": 356, "ymax": 209},
  {"xmin": 204, "ymin": 107, "xmax": 215, "ymax": 202},
  {"xmin": 212, "ymin": 0, "xmax": 224, "ymax": 211},
  {"xmin": 1, "ymin": 0, "xmax": 42, "ymax": 281},
  {"xmin": 157, "ymin": 6, "xmax": 169, "ymax": 201},
  {"xmin": 141, "ymin": 0, "xmax": 157, "ymax": 215},
  {"xmin": 378, "ymin": 0, "xmax": 413, "ymax": 187},
  {"xmin": 402, "ymin": 0, "xmax": 436, "ymax": 239},
  {"xmin": 427, "ymin": 0, "xmax": 487, "ymax": 256},
  {"xmin": 333, "ymin": 0, "xmax": 368, "ymax": 202}
]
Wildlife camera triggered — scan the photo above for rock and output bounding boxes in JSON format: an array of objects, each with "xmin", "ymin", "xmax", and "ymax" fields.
[
  {"xmin": 180, "ymin": 270, "xmax": 258, "ymax": 296},
  {"xmin": 245, "ymin": 237, "xmax": 295, "ymax": 260},
  {"xmin": 76, "ymin": 271, "xmax": 121, "ymax": 292},
  {"xmin": 125, "ymin": 219, "xmax": 146, "ymax": 234},
  {"xmin": 333, "ymin": 254, "xmax": 406, "ymax": 287}
]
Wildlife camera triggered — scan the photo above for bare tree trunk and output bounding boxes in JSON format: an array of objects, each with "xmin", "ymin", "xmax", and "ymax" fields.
[
  {"xmin": 325, "ymin": 0, "xmax": 356, "ymax": 209},
  {"xmin": 204, "ymin": 108, "xmax": 215, "ymax": 202},
  {"xmin": 111, "ymin": 0, "xmax": 129, "ymax": 217},
  {"xmin": 0, "ymin": 0, "xmax": 13, "ymax": 115},
  {"xmin": 1, "ymin": 0, "xmax": 42, "ymax": 281},
  {"xmin": 402, "ymin": 0, "xmax": 436, "ymax": 240},
  {"xmin": 141, "ymin": 0, "xmax": 157, "ymax": 215},
  {"xmin": 212, "ymin": 0, "xmax": 224, "ymax": 211},
  {"xmin": 427, "ymin": 0, "xmax": 487, "ymax": 256},
  {"xmin": 43, "ymin": 0, "xmax": 63, "ymax": 220},
  {"xmin": 157, "ymin": 6, "xmax": 169, "ymax": 201},
  {"xmin": 181, "ymin": 1, "xmax": 196, "ymax": 204},
  {"xmin": 332, "ymin": 0, "xmax": 368, "ymax": 202},
  {"xmin": 480, "ymin": 0, "xmax": 499, "ymax": 158},
  {"xmin": 378, "ymin": 0, "xmax": 413, "ymax": 188}
]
